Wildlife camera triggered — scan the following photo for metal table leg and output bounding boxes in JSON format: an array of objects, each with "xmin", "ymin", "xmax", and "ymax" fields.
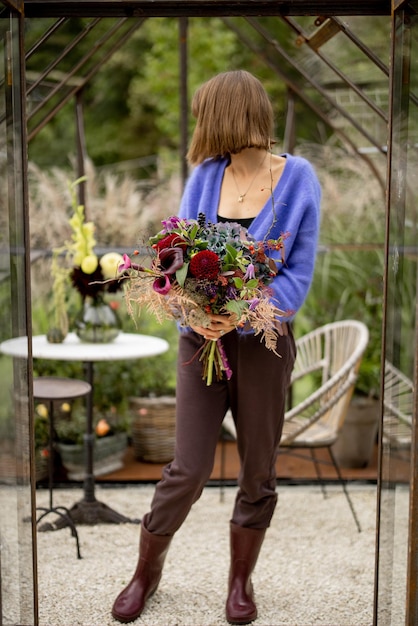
[{"xmin": 50, "ymin": 363, "xmax": 140, "ymax": 528}]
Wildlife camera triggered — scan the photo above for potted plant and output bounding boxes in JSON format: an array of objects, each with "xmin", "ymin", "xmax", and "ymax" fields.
[{"xmin": 54, "ymin": 407, "xmax": 128, "ymax": 480}]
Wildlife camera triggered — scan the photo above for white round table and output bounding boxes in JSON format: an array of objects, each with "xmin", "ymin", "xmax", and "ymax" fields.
[
  {"xmin": 0, "ymin": 332, "xmax": 169, "ymax": 527},
  {"xmin": 0, "ymin": 331, "xmax": 169, "ymax": 362}
]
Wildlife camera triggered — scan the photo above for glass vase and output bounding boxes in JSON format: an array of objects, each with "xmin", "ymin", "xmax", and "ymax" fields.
[{"xmin": 75, "ymin": 298, "xmax": 120, "ymax": 343}]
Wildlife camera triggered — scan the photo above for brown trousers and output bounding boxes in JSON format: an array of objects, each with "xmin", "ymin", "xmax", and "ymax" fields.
[{"xmin": 145, "ymin": 327, "xmax": 296, "ymax": 536}]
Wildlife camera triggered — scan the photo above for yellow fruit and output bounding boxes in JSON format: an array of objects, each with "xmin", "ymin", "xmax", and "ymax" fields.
[
  {"xmin": 81, "ymin": 254, "xmax": 99, "ymax": 274},
  {"xmin": 36, "ymin": 404, "xmax": 48, "ymax": 418},
  {"xmin": 100, "ymin": 252, "xmax": 123, "ymax": 279}
]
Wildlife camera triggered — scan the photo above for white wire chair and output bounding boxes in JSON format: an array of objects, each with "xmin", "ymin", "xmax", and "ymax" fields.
[
  {"xmin": 383, "ymin": 360, "xmax": 413, "ymax": 451},
  {"xmin": 279, "ymin": 320, "xmax": 370, "ymax": 533}
]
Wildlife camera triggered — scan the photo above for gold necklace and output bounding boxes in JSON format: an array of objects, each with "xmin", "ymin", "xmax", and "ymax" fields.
[{"xmin": 230, "ymin": 151, "xmax": 268, "ymax": 203}]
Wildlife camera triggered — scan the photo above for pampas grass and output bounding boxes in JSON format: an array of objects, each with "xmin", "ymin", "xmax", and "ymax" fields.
[
  {"xmin": 299, "ymin": 143, "xmax": 386, "ymax": 245},
  {"xmin": 28, "ymin": 145, "xmax": 388, "ymax": 252},
  {"xmin": 28, "ymin": 157, "xmax": 182, "ymax": 314},
  {"xmin": 28, "ymin": 158, "xmax": 182, "ymax": 251}
]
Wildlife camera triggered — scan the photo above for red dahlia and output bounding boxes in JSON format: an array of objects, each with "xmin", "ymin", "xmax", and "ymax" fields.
[{"xmin": 189, "ymin": 250, "xmax": 220, "ymax": 280}]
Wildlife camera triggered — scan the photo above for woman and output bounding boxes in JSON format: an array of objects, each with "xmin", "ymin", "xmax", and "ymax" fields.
[{"xmin": 112, "ymin": 70, "xmax": 321, "ymax": 625}]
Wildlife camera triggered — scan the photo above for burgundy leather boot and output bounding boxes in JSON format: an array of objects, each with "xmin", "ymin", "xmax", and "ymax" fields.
[
  {"xmin": 225, "ymin": 522, "xmax": 266, "ymax": 625},
  {"xmin": 111, "ymin": 521, "xmax": 172, "ymax": 623}
]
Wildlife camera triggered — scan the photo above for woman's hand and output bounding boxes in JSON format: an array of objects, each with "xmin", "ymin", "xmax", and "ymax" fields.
[{"xmin": 190, "ymin": 312, "xmax": 237, "ymax": 341}]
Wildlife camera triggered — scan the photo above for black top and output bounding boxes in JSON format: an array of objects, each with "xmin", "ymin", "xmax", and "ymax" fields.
[{"xmin": 217, "ymin": 214, "xmax": 253, "ymax": 229}]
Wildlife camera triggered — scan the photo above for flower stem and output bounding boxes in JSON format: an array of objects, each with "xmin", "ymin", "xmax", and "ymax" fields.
[{"xmin": 206, "ymin": 339, "xmax": 217, "ymax": 386}]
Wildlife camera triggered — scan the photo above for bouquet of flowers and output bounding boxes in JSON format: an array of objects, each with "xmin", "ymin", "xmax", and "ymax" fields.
[
  {"xmin": 66, "ymin": 203, "xmax": 124, "ymax": 301},
  {"xmin": 52, "ymin": 179, "xmax": 124, "ymax": 303},
  {"xmin": 119, "ymin": 214, "xmax": 290, "ymax": 385}
]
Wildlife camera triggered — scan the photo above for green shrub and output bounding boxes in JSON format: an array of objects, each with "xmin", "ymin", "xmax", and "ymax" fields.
[{"xmin": 296, "ymin": 145, "xmax": 388, "ymax": 397}]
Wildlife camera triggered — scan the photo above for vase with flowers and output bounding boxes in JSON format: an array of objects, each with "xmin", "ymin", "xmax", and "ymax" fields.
[
  {"xmin": 50, "ymin": 178, "xmax": 124, "ymax": 343},
  {"xmin": 72, "ymin": 233, "xmax": 123, "ymax": 343}
]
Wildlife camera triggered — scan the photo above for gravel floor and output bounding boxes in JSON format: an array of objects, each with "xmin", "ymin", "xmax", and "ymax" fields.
[{"xmin": 35, "ymin": 483, "xmax": 380, "ymax": 626}]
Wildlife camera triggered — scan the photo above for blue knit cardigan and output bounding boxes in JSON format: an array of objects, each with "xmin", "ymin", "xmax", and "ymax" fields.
[{"xmin": 178, "ymin": 153, "xmax": 321, "ymax": 322}]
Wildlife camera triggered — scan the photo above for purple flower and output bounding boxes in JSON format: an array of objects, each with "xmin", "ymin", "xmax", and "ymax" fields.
[
  {"xmin": 161, "ymin": 216, "xmax": 181, "ymax": 233},
  {"xmin": 217, "ymin": 339, "xmax": 233, "ymax": 380},
  {"xmin": 158, "ymin": 247, "xmax": 184, "ymax": 275},
  {"xmin": 244, "ymin": 263, "xmax": 256, "ymax": 280},
  {"xmin": 199, "ymin": 283, "xmax": 218, "ymax": 299},
  {"xmin": 226, "ymin": 284, "xmax": 238, "ymax": 300},
  {"xmin": 118, "ymin": 253, "xmax": 143, "ymax": 272},
  {"xmin": 118, "ymin": 254, "xmax": 132, "ymax": 271},
  {"xmin": 153, "ymin": 275, "xmax": 172, "ymax": 295},
  {"xmin": 248, "ymin": 298, "xmax": 260, "ymax": 311},
  {"xmin": 152, "ymin": 247, "xmax": 184, "ymax": 295}
]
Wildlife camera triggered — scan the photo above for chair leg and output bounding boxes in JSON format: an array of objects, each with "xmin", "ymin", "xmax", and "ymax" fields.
[
  {"xmin": 328, "ymin": 446, "xmax": 362, "ymax": 533},
  {"xmin": 310, "ymin": 448, "xmax": 327, "ymax": 499}
]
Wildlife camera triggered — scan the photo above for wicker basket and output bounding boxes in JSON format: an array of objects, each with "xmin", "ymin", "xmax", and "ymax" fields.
[{"xmin": 130, "ymin": 396, "xmax": 176, "ymax": 463}]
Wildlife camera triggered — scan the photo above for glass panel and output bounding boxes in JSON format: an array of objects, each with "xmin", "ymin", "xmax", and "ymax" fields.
[
  {"xmin": 0, "ymin": 6, "xmax": 37, "ymax": 626},
  {"xmin": 376, "ymin": 3, "xmax": 418, "ymax": 624}
]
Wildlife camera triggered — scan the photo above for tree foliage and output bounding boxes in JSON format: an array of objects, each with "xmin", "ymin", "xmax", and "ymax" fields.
[
  {"xmin": 25, "ymin": 15, "xmax": 390, "ymax": 172},
  {"xmin": 25, "ymin": 17, "xmax": 293, "ymax": 170}
]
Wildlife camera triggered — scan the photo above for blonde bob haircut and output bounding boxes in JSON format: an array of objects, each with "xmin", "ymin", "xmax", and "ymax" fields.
[{"xmin": 187, "ymin": 70, "xmax": 274, "ymax": 165}]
